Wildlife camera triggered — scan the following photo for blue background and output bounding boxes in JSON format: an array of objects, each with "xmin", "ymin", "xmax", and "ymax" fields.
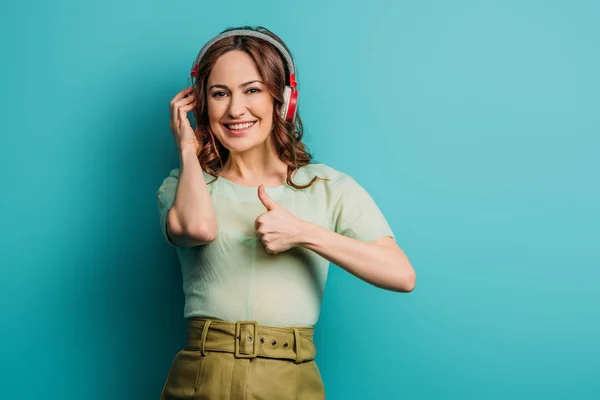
[{"xmin": 1, "ymin": 0, "xmax": 598, "ymax": 399}]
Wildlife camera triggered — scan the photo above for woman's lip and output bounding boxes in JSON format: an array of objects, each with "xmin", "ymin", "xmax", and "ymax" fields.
[
  {"xmin": 222, "ymin": 120, "xmax": 257, "ymax": 124},
  {"xmin": 222, "ymin": 121, "xmax": 256, "ymax": 136}
]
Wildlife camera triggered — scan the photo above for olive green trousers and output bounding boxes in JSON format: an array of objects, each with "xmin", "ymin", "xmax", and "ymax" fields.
[{"xmin": 160, "ymin": 318, "xmax": 326, "ymax": 399}]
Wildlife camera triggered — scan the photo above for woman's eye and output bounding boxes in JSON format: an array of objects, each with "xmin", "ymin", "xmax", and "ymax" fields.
[{"xmin": 211, "ymin": 88, "xmax": 259, "ymax": 98}]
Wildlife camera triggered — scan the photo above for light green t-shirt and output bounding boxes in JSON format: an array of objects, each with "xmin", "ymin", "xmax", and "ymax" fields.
[{"xmin": 156, "ymin": 163, "xmax": 394, "ymax": 327}]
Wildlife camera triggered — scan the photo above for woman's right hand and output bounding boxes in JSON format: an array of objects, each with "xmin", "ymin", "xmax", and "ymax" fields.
[{"xmin": 170, "ymin": 86, "xmax": 201, "ymax": 154}]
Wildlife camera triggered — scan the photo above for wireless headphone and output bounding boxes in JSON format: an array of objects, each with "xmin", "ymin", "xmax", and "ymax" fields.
[{"xmin": 190, "ymin": 29, "xmax": 299, "ymax": 123}]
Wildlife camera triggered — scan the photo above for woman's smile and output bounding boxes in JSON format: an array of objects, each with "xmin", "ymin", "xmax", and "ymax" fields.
[{"xmin": 222, "ymin": 120, "xmax": 257, "ymax": 136}]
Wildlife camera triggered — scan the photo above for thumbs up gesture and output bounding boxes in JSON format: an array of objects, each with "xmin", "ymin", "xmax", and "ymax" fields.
[{"xmin": 254, "ymin": 184, "xmax": 305, "ymax": 254}]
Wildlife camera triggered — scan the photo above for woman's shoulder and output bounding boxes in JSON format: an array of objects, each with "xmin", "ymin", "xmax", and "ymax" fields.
[
  {"xmin": 301, "ymin": 162, "xmax": 351, "ymax": 180},
  {"xmin": 301, "ymin": 162, "xmax": 354, "ymax": 186},
  {"xmin": 162, "ymin": 167, "xmax": 214, "ymax": 182},
  {"xmin": 165, "ymin": 168, "xmax": 180, "ymax": 179}
]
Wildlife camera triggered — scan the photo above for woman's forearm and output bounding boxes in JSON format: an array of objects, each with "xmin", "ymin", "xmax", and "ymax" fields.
[
  {"xmin": 297, "ymin": 221, "xmax": 415, "ymax": 292},
  {"xmin": 168, "ymin": 146, "xmax": 218, "ymax": 241}
]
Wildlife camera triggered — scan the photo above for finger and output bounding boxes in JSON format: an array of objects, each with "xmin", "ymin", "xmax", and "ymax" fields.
[
  {"xmin": 180, "ymin": 100, "xmax": 197, "ymax": 113},
  {"xmin": 174, "ymin": 94, "xmax": 196, "ymax": 109},
  {"xmin": 254, "ymin": 216, "xmax": 266, "ymax": 232},
  {"xmin": 260, "ymin": 234, "xmax": 277, "ymax": 253},
  {"xmin": 257, "ymin": 185, "xmax": 277, "ymax": 211},
  {"xmin": 262, "ymin": 233, "xmax": 275, "ymax": 243},
  {"xmin": 170, "ymin": 88, "xmax": 195, "ymax": 115},
  {"xmin": 170, "ymin": 87, "xmax": 193, "ymax": 109},
  {"xmin": 178, "ymin": 106, "xmax": 192, "ymax": 122},
  {"xmin": 174, "ymin": 98, "xmax": 196, "ymax": 120},
  {"xmin": 173, "ymin": 98, "xmax": 196, "ymax": 124},
  {"xmin": 176, "ymin": 86, "xmax": 194, "ymax": 100}
]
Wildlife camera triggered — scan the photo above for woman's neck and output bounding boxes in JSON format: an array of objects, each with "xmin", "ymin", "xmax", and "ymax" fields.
[{"xmin": 221, "ymin": 155, "xmax": 291, "ymax": 187}]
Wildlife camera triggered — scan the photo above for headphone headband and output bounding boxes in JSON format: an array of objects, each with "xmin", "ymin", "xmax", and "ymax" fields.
[{"xmin": 191, "ymin": 29, "xmax": 296, "ymax": 81}]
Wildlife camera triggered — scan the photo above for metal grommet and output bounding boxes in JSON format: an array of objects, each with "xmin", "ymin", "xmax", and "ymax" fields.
[
  {"xmin": 283, "ymin": 343, "xmax": 289, "ymax": 349},
  {"xmin": 247, "ymin": 335, "xmax": 253, "ymax": 341},
  {"xmin": 271, "ymin": 340, "xmax": 277, "ymax": 347},
  {"xmin": 259, "ymin": 338, "xmax": 265, "ymax": 344}
]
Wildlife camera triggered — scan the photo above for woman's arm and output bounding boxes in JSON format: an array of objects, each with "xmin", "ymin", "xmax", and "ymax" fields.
[
  {"xmin": 297, "ymin": 222, "xmax": 416, "ymax": 292},
  {"xmin": 167, "ymin": 146, "xmax": 218, "ymax": 246}
]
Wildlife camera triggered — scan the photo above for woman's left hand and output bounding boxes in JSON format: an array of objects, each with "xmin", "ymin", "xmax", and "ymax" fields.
[{"xmin": 255, "ymin": 185, "xmax": 306, "ymax": 254}]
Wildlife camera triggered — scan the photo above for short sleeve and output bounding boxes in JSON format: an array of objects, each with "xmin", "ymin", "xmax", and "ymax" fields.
[
  {"xmin": 156, "ymin": 168, "xmax": 181, "ymax": 247},
  {"xmin": 330, "ymin": 175, "xmax": 395, "ymax": 243}
]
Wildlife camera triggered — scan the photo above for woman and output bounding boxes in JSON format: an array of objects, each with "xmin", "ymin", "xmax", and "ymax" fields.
[{"xmin": 157, "ymin": 25, "xmax": 416, "ymax": 400}]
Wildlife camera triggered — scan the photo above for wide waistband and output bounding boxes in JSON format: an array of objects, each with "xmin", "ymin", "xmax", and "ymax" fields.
[{"xmin": 185, "ymin": 318, "xmax": 317, "ymax": 364}]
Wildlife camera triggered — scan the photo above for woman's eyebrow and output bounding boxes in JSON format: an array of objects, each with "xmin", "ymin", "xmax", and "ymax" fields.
[{"xmin": 209, "ymin": 80, "xmax": 263, "ymax": 90}]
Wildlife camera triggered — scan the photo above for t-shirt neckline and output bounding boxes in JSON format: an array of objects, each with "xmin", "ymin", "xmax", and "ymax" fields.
[{"xmin": 213, "ymin": 166, "xmax": 305, "ymax": 199}]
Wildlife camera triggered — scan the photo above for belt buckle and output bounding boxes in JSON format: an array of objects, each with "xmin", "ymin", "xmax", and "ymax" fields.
[{"xmin": 235, "ymin": 321, "xmax": 259, "ymax": 359}]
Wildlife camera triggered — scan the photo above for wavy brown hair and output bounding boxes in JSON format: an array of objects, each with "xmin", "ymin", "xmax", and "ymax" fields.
[{"xmin": 190, "ymin": 25, "xmax": 328, "ymax": 189}]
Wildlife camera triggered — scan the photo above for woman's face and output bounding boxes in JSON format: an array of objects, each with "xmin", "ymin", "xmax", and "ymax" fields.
[{"xmin": 206, "ymin": 50, "xmax": 275, "ymax": 153}]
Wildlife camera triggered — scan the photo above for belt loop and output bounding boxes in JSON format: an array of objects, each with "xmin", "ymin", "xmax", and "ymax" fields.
[
  {"xmin": 200, "ymin": 320, "xmax": 212, "ymax": 356},
  {"xmin": 293, "ymin": 328, "xmax": 301, "ymax": 364}
]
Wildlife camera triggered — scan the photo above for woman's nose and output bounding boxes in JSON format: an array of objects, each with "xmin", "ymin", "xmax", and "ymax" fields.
[{"xmin": 227, "ymin": 92, "xmax": 247, "ymax": 118}]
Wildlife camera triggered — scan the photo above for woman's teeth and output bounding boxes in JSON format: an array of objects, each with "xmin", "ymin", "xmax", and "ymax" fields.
[{"xmin": 226, "ymin": 122, "xmax": 255, "ymax": 130}]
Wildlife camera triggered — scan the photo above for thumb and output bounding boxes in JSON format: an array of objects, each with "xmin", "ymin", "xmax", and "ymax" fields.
[{"xmin": 258, "ymin": 184, "xmax": 278, "ymax": 211}]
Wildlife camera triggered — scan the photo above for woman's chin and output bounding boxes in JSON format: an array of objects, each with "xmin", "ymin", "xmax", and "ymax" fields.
[
  {"xmin": 219, "ymin": 136, "xmax": 255, "ymax": 152},
  {"xmin": 217, "ymin": 131, "xmax": 271, "ymax": 152}
]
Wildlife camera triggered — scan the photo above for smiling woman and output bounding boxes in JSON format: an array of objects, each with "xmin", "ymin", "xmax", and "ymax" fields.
[
  {"xmin": 157, "ymin": 25, "xmax": 416, "ymax": 400},
  {"xmin": 188, "ymin": 27, "xmax": 312, "ymax": 189}
]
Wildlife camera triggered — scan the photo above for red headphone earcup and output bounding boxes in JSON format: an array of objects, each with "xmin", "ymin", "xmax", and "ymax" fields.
[
  {"xmin": 286, "ymin": 88, "xmax": 298, "ymax": 122},
  {"xmin": 280, "ymin": 86, "xmax": 299, "ymax": 123}
]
